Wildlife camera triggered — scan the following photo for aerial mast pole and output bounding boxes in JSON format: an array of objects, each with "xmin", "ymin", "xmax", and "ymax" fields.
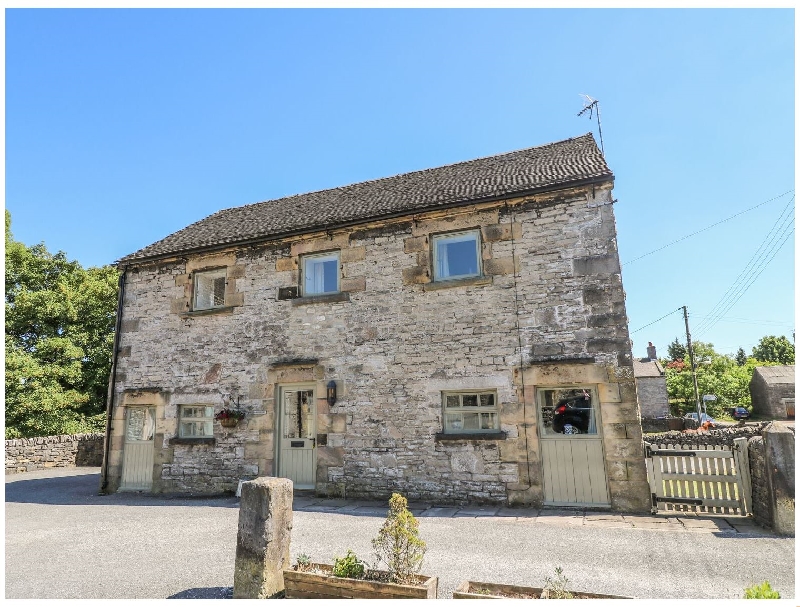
[{"xmin": 578, "ymin": 94, "xmax": 605, "ymax": 156}]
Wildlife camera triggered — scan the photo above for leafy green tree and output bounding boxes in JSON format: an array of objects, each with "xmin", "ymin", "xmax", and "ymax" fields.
[
  {"xmin": 666, "ymin": 337, "xmax": 687, "ymax": 362},
  {"xmin": 735, "ymin": 347, "xmax": 748, "ymax": 366},
  {"xmin": 5, "ymin": 211, "xmax": 119, "ymax": 438},
  {"xmin": 665, "ymin": 341, "xmax": 757, "ymax": 417},
  {"xmin": 752, "ymin": 335, "xmax": 795, "ymax": 365}
]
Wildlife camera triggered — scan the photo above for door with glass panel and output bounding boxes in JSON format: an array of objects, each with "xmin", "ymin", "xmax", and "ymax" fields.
[
  {"xmin": 277, "ymin": 385, "xmax": 316, "ymax": 489},
  {"xmin": 120, "ymin": 406, "xmax": 155, "ymax": 491},
  {"xmin": 537, "ymin": 387, "xmax": 610, "ymax": 506}
]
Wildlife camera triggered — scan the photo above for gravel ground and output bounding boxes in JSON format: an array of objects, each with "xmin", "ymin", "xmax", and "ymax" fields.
[{"xmin": 5, "ymin": 468, "xmax": 795, "ymax": 600}]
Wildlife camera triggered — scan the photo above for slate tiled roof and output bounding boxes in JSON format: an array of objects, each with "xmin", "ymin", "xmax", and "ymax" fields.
[
  {"xmin": 119, "ymin": 133, "xmax": 611, "ymax": 264},
  {"xmin": 753, "ymin": 365, "xmax": 795, "ymax": 385},
  {"xmin": 633, "ymin": 359, "xmax": 665, "ymax": 378}
]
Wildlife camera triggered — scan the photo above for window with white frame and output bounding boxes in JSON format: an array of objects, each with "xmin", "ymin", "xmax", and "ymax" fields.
[
  {"xmin": 179, "ymin": 405, "xmax": 214, "ymax": 438},
  {"xmin": 302, "ymin": 252, "xmax": 340, "ymax": 296},
  {"xmin": 442, "ymin": 391, "xmax": 499, "ymax": 433},
  {"xmin": 432, "ymin": 230, "xmax": 481, "ymax": 281},
  {"xmin": 193, "ymin": 268, "xmax": 227, "ymax": 310}
]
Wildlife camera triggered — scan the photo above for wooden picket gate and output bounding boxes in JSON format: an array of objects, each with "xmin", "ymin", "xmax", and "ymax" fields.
[{"xmin": 644, "ymin": 437, "xmax": 752, "ymax": 515}]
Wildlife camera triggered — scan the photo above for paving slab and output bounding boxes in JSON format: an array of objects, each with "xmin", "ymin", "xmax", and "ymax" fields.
[
  {"xmin": 624, "ymin": 516, "xmax": 683, "ymax": 530},
  {"xmin": 678, "ymin": 517, "xmax": 734, "ymax": 532},
  {"xmin": 454, "ymin": 505, "xmax": 500, "ymax": 517},
  {"xmin": 336, "ymin": 500, "xmax": 383, "ymax": 512},
  {"xmin": 496, "ymin": 506, "xmax": 539, "ymax": 519},
  {"xmin": 292, "ymin": 496, "xmax": 321, "ymax": 508},
  {"xmin": 417, "ymin": 506, "xmax": 459, "ymax": 518},
  {"xmin": 349, "ymin": 505, "xmax": 388, "ymax": 516}
]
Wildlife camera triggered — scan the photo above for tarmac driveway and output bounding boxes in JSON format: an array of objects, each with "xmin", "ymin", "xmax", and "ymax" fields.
[{"xmin": 5, "ymin": 468, "xmax": 795, "ymax": 600}]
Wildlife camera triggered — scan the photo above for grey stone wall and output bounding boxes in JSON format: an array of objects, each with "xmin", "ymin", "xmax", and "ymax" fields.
[
  {"xmin": 644, "ymin": 423, "xmax": 768, "ymax": 449},
  {"xmin": 748, "ymin": 436, "xmax": 770, "ymax": 527},
  {"xmin": 5, "ymin": 434, "xmax": 104, "ymax": 474},
  {"xmin": 105, "ymin": 185, "xmax": 649, "ymax": 510},
  {"xmin": 751, "ymin": 375, "xmax": 795, "ymax": 418},
  {"xmin": 636, "ymin": 377, "xmax": 668, "ymax": 418}
]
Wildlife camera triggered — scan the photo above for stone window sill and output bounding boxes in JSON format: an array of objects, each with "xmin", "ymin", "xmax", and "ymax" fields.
[
  {"xmin": 291, "ymin": 292, "xmax": 350, "ymax": 306},
  {"xmin": 170, "ymin": 437, "xmax": 216, "ymax": 446},
  {"xmin": 423, "ymin": 276, "xmax": 492, "ymax": 291},
  {"xmin": 180, "ymin": 305, "xmax": 237, "ymax": 318},
  {"xmin": 434, "ymin": 431, "xmax": 507, "ymax": 442}
]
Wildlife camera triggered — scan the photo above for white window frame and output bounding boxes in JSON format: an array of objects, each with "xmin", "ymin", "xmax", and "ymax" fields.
[
  {"xmin": 302, "ymin": 251, "xmax": 340, "ymax": 296},
  {"xmin": 178, "ymin": 405, "xmax": 214, "ymax": 438},
  {"xmin": 193, "ymin": 268, "xmax": 227, "ymax": 311},
  {"xmin": 442, "ymin": 390, "xmax": 499, "ymax": 434},
  {"xmin": 432, "ymin": 230, "xmax": 482, "ymax": 282}
]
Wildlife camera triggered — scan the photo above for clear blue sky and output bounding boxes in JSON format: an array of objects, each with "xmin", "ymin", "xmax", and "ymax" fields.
[{"xmin": 6, "ymin": 8, "xmax": 795, "ymax": 358}]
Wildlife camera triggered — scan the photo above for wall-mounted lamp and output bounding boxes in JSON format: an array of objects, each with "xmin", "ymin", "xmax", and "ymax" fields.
[{"xmin": 327, "ymin": 380, "xmax": 337, "ymax": 407}]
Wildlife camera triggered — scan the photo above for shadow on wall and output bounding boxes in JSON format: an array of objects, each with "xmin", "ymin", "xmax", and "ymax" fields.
[{"xmin": 4, "ymin": 471, "xmax": 239, "ymax": 509}]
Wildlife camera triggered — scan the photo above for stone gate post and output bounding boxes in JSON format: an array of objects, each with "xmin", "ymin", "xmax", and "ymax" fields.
[{"xmin": 233, "ymin": 477, "xmax": 293, "ymax": 598}]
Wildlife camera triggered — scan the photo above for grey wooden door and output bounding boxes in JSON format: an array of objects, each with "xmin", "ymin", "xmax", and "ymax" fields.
[
  {"xmin": 277, "ymin": 385, "xmax": 316, "ymax": 489},
  {"xmin": 120, "ymin": 406, "xmax": 155, "ymax": 491},
  {"xmin": 537, "ymin": 387, "xmax": 610, "ymax": 506}
]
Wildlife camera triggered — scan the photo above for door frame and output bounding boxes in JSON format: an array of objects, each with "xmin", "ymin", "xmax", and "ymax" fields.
[
  {"xmin": 119, "ymin": 405, "xmax": 156, "ymax": 492},
  {"xmin": 275, "ymin": 382, "xmax": 318, "ymax": 489},
  {"xmin": 536, "ymin": 384, "xmax": 610, "ymax": 507}
]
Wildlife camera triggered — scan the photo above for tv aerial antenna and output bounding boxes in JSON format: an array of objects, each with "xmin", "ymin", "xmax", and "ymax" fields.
[{"xmin": 578, "ymin": 94, "xmax": 605, "ymax": 156}]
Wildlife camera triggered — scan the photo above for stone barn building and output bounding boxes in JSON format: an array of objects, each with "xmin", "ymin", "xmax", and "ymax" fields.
[
  {"xmin": 633, "ymin": 342, "xmax": 668, "ymax": 419},
  {"xmin": 100, "ymin": 133, "xmax": 651, "ymax": 512},
  {"xmin": 750, "ymin": 365, "xmax": 795, "ymax": 420}
]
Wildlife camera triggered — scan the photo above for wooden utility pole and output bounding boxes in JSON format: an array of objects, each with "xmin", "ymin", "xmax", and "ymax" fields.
[{"xmin": 683, "ymin": 305, "xmax": 703, "ymax": 422}]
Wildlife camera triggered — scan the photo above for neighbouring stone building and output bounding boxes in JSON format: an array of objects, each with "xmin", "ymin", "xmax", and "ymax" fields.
[
  {"xmin": 633, "ymin": 342, "xmax": 668, "ymax": 419},
  {"xmin": 100, "ymin": 133, "xmax": 651, "ymax": 512},
  {"xmin": 750, "ymin": 365, "xmax": 795, "ymax": 420}
]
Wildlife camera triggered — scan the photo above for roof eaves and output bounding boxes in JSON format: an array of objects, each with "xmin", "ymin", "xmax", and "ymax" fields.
[{"xmin": 116, "ymin": 172, "xmax": 614, "ymax": 268}]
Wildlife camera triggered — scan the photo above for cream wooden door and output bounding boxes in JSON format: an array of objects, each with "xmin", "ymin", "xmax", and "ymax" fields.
[
  {"xmin": 277, "ymin": 386, "xmax": 316, "ymax": 489},
  {"xmin": 120, "ymin": 406, "xmax": 155, "ymax": 491},
  {"xmin": 538, "ymin": 387, "xmax": 610, "ymax": 506}
]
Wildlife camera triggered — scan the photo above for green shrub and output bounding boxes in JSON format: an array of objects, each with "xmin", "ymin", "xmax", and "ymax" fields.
[
  {"xmin": 332, "ymin": 550, "xmax": 365, "ymax": 579},
  {"xmin": 743, "ymin": 581, "xmax": 780, "ymax": 599},
  {"xmin": 295, "ymin": 553, "xmax": 311, "ymax": 572},
  {"xmin": 371, "ymin": 493, "xmax": 427, "ymax": 584},
  {"xmin": 543, "ymin": 567, "xmax": 573, "ymax": 599}
]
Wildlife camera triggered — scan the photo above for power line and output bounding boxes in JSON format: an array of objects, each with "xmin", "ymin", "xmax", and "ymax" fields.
[
  {"xmin": 695, "ymin": 195, "xmax": 794, "ymax": 336},
  {"xmin": 630, "ymin": 307, "xmax": 683, "ymax": 334},
  {"xmin": 695, "ymin": 227, "xmax": 793, "ymax": 338},
  {"xmin": 622, "ymin": 189, "xmax": 794, "ymax": 266}
]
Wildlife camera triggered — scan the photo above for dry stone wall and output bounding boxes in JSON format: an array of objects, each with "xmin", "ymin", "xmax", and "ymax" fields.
[
  {"xmin": 748, "ymin": 436, "xmax": 770, "ymax": 528},
  {"xmin": 5, "ymin": 433, "xmax": 104, "ymax": 474},
  {"xmin": 105, "ymin": 185, "xmax": 649, "ymax": 510}
]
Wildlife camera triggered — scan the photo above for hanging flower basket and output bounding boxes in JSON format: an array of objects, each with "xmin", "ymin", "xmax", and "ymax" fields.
[{"xmin": 215, "ymin": 408, "xmax": 246, "ymax": 428}]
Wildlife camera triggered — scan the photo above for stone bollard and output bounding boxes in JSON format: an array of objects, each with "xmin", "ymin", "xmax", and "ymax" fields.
[
  {"xmin": 764, "ymin": 423, "xmax": 795, "ymax": 536},
  {"xmin": 233, "ymin": 477, "xmax": 293, "ymax": 598}
]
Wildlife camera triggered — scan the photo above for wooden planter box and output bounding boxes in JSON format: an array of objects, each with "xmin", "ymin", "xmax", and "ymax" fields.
[
  {"xmin": 284, "ymin": 563, "xmax": 437, "ymax": 599},
  {"xmin": 453, "ymin": 580, "xmax": 633, "ymax": 599}
]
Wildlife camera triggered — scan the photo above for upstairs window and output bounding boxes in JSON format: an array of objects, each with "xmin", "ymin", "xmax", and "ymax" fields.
[
  {"xmin": 302, "ymin": 252, "xmax": 340, "ymax": 296},
  {"xmin": 432, "ymin": 230, "xmax": 481, "ymax": 281},
  {"xmin": 193, "ymin": 268, "xmax": 226, "ymax": 310},
  {"xmin": 442, "ymin": 391, "xmax": 499, "ymax": 433},
  {"xmin": 179, "ymin": 405, "xmax": 214, "ymax": 438}
]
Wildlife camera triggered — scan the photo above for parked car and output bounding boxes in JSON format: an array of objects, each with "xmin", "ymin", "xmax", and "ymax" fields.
[
  {"xmin": 684, "ymin": 412, "xmax": 715, "ymax": 425},
  {"xmin": 731, "ymin": 407, "xmax": 750, "ymax": 420},
  {"xmin": 553, "ymin": 393, "xmax": 592, "ymax": 434}
]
